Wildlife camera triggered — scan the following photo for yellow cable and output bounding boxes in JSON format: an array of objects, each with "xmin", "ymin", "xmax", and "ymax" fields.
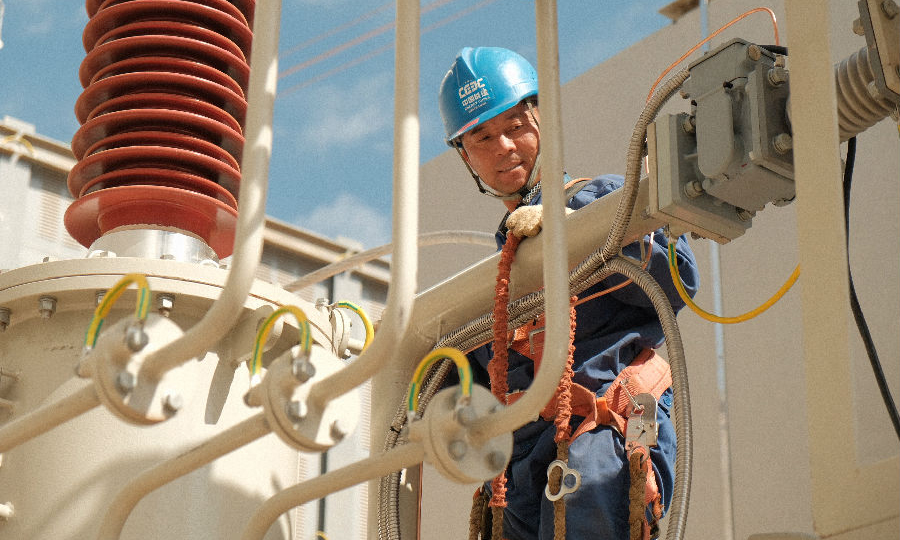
[
  {"xmin": 84, "ymin": 273, "xmax": 151, "ymax": 348},
  {"xmin": 408, "ymin": 347, "xmax": 472, "ymax": 414},
  {"xmin": 334, "ymin": 301, "xmax": 374, "ymax": 350},
  {"xmin": 667, "ymin": 240, "xmax": 799, "ymax": 324},
  {"xmin": 249, "ymin": 305, "xmax": 311, "ymax": 382}
]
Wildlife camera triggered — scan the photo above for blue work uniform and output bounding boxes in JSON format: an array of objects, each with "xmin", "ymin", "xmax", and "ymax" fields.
[{"xmin": 467, "ymin": 173, "xmax": 700, "ymax": 540}]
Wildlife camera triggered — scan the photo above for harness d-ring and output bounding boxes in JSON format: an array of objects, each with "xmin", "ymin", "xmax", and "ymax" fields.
[{"xmin": 544, "ymin": 460, "xmax": 582, "ymax": 501}]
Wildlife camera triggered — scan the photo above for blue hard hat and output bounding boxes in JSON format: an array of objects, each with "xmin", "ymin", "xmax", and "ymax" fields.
[{"xmin": 439, "ymin": 47, "xmax": 538, "ymax": 146}]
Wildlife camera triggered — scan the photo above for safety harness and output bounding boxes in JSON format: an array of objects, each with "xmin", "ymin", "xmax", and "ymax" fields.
[{"xmin": 469, "ymin": 217, "xmax": 671, "ymax": 540}]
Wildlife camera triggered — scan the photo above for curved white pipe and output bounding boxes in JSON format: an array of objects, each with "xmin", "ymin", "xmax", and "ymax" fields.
[
  {"xmin": 96, "ymin": 414, "xmax": 270, "ymax": 540},
  {"xmin": 0, "ymin": 384, "xmax": 99, "ymax": 452},
  {"xmin": 284, "ymin": 230, "xmax": 495, "ymax": 292},
  {"xmin": 241, "ymin": 443, "xmax": 424, "ymax": 540},
  {"xmin": 470, "ymin": 0, "xmax": 570, "ymax": 443},
  {"xmin": 306, "ymin": 0, "xmax": 419, "ymax": 407},
  {"xmin": 141, "ymin": 0, "xmax": 282, "ymax": 378}
]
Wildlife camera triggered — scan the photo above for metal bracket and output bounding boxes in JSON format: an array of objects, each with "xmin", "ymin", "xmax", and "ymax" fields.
[{"xmin": 624, "ymin": 392, "xmax": 659, "ymax": 451}]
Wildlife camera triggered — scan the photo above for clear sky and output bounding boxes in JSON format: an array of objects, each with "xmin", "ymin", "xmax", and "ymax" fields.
[{"xmin": 0, "ymin": 0, "xmax": 674, "ymax": 248}]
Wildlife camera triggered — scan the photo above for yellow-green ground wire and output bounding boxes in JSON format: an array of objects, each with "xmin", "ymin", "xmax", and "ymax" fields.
[
  {"xmin": 84, "ymin": 273, "xmax": 151, "ymax": 348},
  {"xmin": 667, "ymin": 239, "xmax": 800, "ymax": 324},
  {"xmin": 249, "ymin": 305, "xmax": 312, "ymax": 380},
  {"xmin": 334, "ymin": 301, "xmax": 374, "ymax": 350},
  {"xmin": 408, "ymin": 347, "xmax": 472, "ymax": 414}
]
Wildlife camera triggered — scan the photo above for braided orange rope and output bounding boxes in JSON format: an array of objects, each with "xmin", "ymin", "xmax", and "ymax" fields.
[
  {"xmin": 485, "ymin": 232, "xmax": 580, "ymax": 540},
  {"xmin": 487, "ymin": 233, "xmax": 521, "ymax": 517}
]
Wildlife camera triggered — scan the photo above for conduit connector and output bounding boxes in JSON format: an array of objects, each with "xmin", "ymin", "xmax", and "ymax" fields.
[
  {"xmin": 0, "ymin": 308, "xmax": 10, "ymax": 332},
  {"xmin": 38, "ymin": 296, "xmax": 57, "ymax": 320}
]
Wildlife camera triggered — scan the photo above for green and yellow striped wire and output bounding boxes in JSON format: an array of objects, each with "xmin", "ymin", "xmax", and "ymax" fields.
[
  {"xmin": 249, "ymin": 305, "xmax": 312, "ymax": 383},
  {"xmin": 667, "ymin": 238, "xmax": 800, "ymax": 324},
  {"xmin": 334, "ymin": 301, "xmax": 374, "ymax": 351},
  {"xmin": 84, "ymin": 273, "xmax": 151, "ymax": 349},
  {"xmin": 407, "ymin": 347, "xmax": 472, "ymax": 415}
]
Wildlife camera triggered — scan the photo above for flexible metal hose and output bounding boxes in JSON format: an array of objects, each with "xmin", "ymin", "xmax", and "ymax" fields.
[{"xmin": 605, "ymin": 257, "xmax": 690, "ymax": 540}]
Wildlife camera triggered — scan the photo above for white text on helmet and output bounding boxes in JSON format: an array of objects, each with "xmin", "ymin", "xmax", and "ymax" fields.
[{"xmin": 458, "ymin": 78, "xmax": 485, "ymax": 99}]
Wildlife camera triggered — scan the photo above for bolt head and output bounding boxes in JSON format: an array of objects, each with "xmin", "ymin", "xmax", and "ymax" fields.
[
  {"xmin": 157, "ymin": 295, "xmax": 175, "ymax": 313},
  {"xmin": 125, "ymin": 325, "xmax": 149, "ymax": 352},
  {"xmin": 162, "ymin": 392, "xmax": 183, "ymax": 413},
  {"xmin": 291, "ymin": 357, "xmax": 316, "ymax": 383},
  {"xmin": 486, "ymin": 450, "xmax": 507, "ymax": 471},
  {"xmin": 882, "ymin": 0, "xmax": 899, "ymax": 19},
  {"xmin": 38, "ymin": 296, "xmax": 57, "ymax": 319},
  {"xmin": 286, "ymin": 400, "xmax": 306, "ymax": 421},
  {"xmin": 448, "ymin": 439, "xmax": 468, "ymax": 460},
  {"xmin": 115, "ymin": 371, "xmax": 135, "ymax": 395},
  {"xmin": 747, "ymin": 44, "xmax": 761, "ymax": 61},
  {"xmin": 455, "ymin": 405, "xmax": 477, "ymax": 426}
]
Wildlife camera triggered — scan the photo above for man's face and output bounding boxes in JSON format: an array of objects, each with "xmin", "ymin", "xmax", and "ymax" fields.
[{"xmin": 460, "ymin": 102, "xmax": 540, "ymax": 196}]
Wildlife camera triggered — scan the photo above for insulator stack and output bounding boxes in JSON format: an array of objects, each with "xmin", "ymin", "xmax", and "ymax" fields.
[{"xmin": 65, "ymin": 0, "xmax": 257, "ymax": 258}]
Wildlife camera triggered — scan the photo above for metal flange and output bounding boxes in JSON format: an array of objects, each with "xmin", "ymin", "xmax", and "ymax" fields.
[
  {"xmin": 409, "ymin": 385, "xmax": 512, "ymax": 485},
  {"xmin": 88, "ymin": 314, "xmax": 196, "ymax": 425},
  {"xmin": 261, "ymin": 344, "xmax": 359, "ymax": 452}
]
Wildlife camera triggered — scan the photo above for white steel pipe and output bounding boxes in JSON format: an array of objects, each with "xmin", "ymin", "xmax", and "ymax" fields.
[
  {"xmin": 469, "ymin": 0, "xmax": 570, "ymax": 443},
  {"xmin": 284, "ymin": 230, "xmax": 495, "ymax": 292},
  {"xmin": 241, "ymin": 442, "xmax": 425, "ymax": 540},
  {"xmin": 306, "ymin": 0, "xmax": 419, "ymax": 407},
  {"xmin": 141, "ymin": 0, "xmax": 282, "ymax": 378},
  {"xmin": 0, "ymin": 384, "xmax": 100, "ymax": 452},
  {"xmin": 96, "ymin": 413, "xmax": 271, "ymax": 540}
]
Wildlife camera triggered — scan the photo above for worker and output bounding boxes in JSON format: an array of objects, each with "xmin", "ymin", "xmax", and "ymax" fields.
[{"xmin": 437, "ymin": 47, "xmax": 700, "ymax": 539}]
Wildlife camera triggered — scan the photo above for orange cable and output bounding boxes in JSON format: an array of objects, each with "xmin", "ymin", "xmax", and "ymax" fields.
[{"xmin": 646, "ymin": 7, "xmax": 780, "ymax": 103}]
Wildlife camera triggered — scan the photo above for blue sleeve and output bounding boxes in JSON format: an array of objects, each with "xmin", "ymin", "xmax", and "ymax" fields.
[{"xmin": 569, "ymin": 175, "xmax": 700, "ymax": 312}]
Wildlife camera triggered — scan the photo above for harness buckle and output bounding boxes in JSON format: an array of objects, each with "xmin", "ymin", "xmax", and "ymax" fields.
[
  {"xmin": 625, "ymin": 393, "xmax": 659, "ymax": 451},
  {"xmin": 544, "ymin": 460, "xmax": 582, "ymax": 501}
]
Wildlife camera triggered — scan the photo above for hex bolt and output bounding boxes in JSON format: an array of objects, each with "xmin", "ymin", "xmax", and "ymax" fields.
[
  {"xmin": 125, "ymin": 325, "xmax": 149, "ymax": 352},
  {"xmin": 882, "ymin": 0, "xmax": 899, "ymax": 19},
  {"xmin": 315, "ymin": 298, "xmax": 330, "ymax": 313},
  {"xmin": 286, "ymin": 400, "xmax": 306, "ymax": 421},
  {"xmin": 681, "ymin": 115, "xmax": 696, "ymax": 134},
  {"xmin": 767, "ymin": 66, "xmax": 789, "ymax": 87},
  {"xmin": 448, "ymin": 439, "xmax": 468, "ymax": 460},
  {"xmin": 115, "ymin": 371, "xmax": 135, "ymax": 395},
  {"xmin": 747, "ymin": 43, "xmax": 761, "ymax": 61},
  {"xmin": 330, "ymin": 419, "xmax": 347, "ymax": 441},
  {"xmin": 679, "ymin": 89, "xmax": 690, "ymax": 100},
  {"xmin": 157, "ymin": 294, "xmax": 175, "ymax": 317},
  {"xmin": 95, "ymin": 290, "xmax": 106, "ymax": 306},
  {"xmin": 455, "ymin": 405, "xmax": 477, "ymax": 426},
  {"xmin": 291, "ymin": 357, "xmax": 316, "ymax": 383},
  {"xmin": 486, "ymin": 450, "xmax": 507, "ymax": 471},
  {"xmin": 38, "ymin": 296, "xmax": 57, "ymax": 320},
  {"xmin": 0, "ymin": 308, "xmax": 10, "ymax": 332},
  {"xmin": 162, "ymin": 392, "xmax": 183, "ymax": 413},
  {"xmin": 852, "ymin": 17, "xmax": 865, "ymax": 35},
  {"xmin": 773, "ymin": 133, "xmax": 793, "ymax": 154},
  {"xmin": 684, "ymin": 180, "xmax": 704, "ymax": 199}
]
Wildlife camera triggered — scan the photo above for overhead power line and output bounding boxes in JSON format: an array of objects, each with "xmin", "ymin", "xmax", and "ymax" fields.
[
  {"xmin": 277, "ymin": 0, "xmax": 504, "ymax": 99},
  {"xmin": 277, "ymin": 0, "xmax": 458, "ymax": 82}
]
